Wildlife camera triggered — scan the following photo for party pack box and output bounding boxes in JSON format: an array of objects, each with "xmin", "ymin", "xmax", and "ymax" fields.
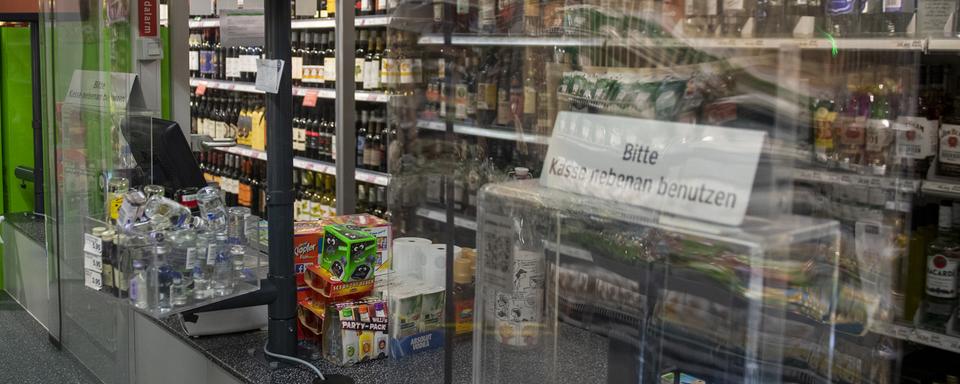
[{"xmin": 323, "ymin": 299, "xmax": 390, "ymax": 365}]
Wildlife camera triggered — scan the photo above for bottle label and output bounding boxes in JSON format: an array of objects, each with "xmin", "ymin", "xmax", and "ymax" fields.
[
  {"xmin": 478, "ymin": 82, "xmax": 496, "ymax": 110},
  {"xmin": 941, "ymin": 133, "xmax": 960, "ymax": 165},
  {"xmin": 362, "ymin": 0, "xmax": 371, "ymax": 11},
  {"xmin": 240, "ymin": 55, "xmax": 259, "ymax": 74},
  {"xmin": 724, "ymin": 0, "xmax": 745, "ymax": 11},
  {"xmin": 927, "ymin": 254, "xmax": 959, "ymax": 299},
  {"xmin": 480, "ymin": 0, "xmax": 496, "ymax": 28},
  {"xmin": 186, "ymin": 248, "xmax": 198, "ymax": 270},
  {"xmin": 866, "ymin": 119, "xmax": 893, "ymax": 152},
  {"xmin": 226, "ymin": 57, "xmax": 241, "ymax": 78},
  {"xmin": 813, "ymin": 108, "xmax": 837, "ymax": 150},
  {"xmin": 355, "ymin": 58, "xmax": 365, "ymax": 82},
  {"xmin": 303, "ymin": 64, "xmax": 324, "ymax": 83},
  {"xmin": 455, "ymin": 84, "xmax": 468, "ymax": 119},
  {"xmin": 399, "ymin": 59, "xmax": 414, "ymax": 84},
  {"xmin": 328, "ymin": 0, "xmax": 337, "ymax": 14},
  {"xmin": 324, "ymin": 57, "xmax": 337, "ymax": 82},
  {"xmin": 895, "ymin": 117, "xmax": 936, "ymax": 159},
  {"xmin": 381, "ymin": 58, "xmax": 394, "ymax": 85},
  {"xmin": 685, "ymin": 0, "xmax": 696, "ymax": 16},
  {"xmin": 189, "ymin": 51, "xmax": 200, "ymax": 71},
  {"xmin": 200, "ymin": 50, "xmax": 216, "ymax": 74},
  {"xmin": 292, "ymin": 56, "xmax": 304, "ymax": 80},
  {"xmin": 365, "ymin": 60, "xmax": 381, "ymax": 89},
  {"xmin": 707, "ymin": 0, "xmax": 719, "ymax": 15},
  {"xmin": 828, "ymin": 0, "xmax": 855, "ymax": 15},
  {"xmin": 523, "ymin": 85, "xmax": 537, "ymax": 114},
  {"xmin": 207, "ymin": 244, "xmax": 218, "ymax": 265},
  {"xmin": 883, "ymin": 0, "xmax": 902, "ymax": 12},
  {"xmin": 457, "ymin": 0, "xmax": 469, "ymax": 15},
  {"xmin": 239, "ymin": 183, "xmax": 252, "ymax": 207}
]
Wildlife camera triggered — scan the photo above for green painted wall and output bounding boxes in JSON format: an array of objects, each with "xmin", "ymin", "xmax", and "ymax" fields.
[
  {"xmin": 161, "ymin": 26, "xmax": 171, "ymax": 120},
  {"xmin": 0, "ymin": 26, "xmax": 38, "ymax": 288},
  {"xmin": 1, "ymin": 27, "xmax": 37, "ymax": 214}
]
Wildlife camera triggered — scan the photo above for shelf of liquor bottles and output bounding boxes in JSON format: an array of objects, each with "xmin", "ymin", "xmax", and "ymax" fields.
[
  {"xmin": 793, "ymin": 168, "xmax": 922, "ymax": 193},
  {"xmin": 188, "ymin": 15, "xmax": 393, "ymax": 29},
  {"xmin": 871, "ymin": 322, "xmax": 960, "ymax": 355},
  {"xmin": 212, "ymin": 145, "xmax": 391, "ymax": 186},
  {"xmin": 417, "ymin": 34, "xmax": 933, "ymax": 51},
  {"xmin": 189, "ymin": 78, "xmax": 391, "ymax": 103},
  {"xmin": 416, "ymin": 119, "xmax": 550, "ymax": 144}
]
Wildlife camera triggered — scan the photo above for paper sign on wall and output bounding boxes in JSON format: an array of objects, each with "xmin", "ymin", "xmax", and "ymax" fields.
[{"xmin": 539, "ymin": 112, "xmax": 766, "ymax": 226}]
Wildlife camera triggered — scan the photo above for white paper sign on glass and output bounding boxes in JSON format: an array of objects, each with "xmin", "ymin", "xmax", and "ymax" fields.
[{"xmin": 539, "ymin": 112, "xmax": 766, "ymax": 226}]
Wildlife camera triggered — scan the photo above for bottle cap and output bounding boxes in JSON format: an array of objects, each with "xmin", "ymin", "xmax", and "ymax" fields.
[
  {"xmin": 133, "ymin": 259, "xmax": 144, "ymax": 269},
  {"xmin": 92, "ymin": 227, "xmax": 108, "ymax": 236}
]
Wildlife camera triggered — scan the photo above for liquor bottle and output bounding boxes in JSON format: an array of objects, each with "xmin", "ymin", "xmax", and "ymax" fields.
[
  {"xmin": 215, "ymin": 32, "xmax": 225, "ymax": 80},
  {"xmin": 358, "ymin": 110, "xmax": 369, "ymax": 168},
  {"xmin": 293, "ymin": 168, "xmax": 303, "ymax": 220},
  {"xmin": 303, "ymin": 32, "xmax": 320, "ymax": 86},
  {"xmin": 756, "ymin": 0, "xmax": 787, "ymax": 36},
  {"xmin": 311, "ymin": 173, "xmax": 326, "ymax": 220},
  {"xmin": 860, "ymin": 0, "xmax": 883, "ymax": 35},
  {"xmin": 309, "ymin": 105, "xmax": 322, "ymax": 160},
  {"xmin": 396, "ymin": 32, "xmax": 415, "ymax": 95},
  {"xmin": 479, "ymin": 0, "xmax": 496, "ymax": 34},
  {"xmin": 250, "ymin": 160, "xmax": 263, "ymax": 217},
  {"xmin": 379, "ymin": 31, "xmax": 393, "ymax": 93},
  {"xmin": 373, "ymin": 115, "xmax": 386, "ymax": 172},
  {"xmin": 787, "ymin": 0, "xmax": 824, "ymax": 35},
  {"xmin": 302, "ymin": 170, "xmax": 315, "ymax": 220},
  {"xmin": 496, "ymin": 52, "xmax": 512, "ymax": 126},
  {"xmin": 189, "ymin": 31, "xmax": 200, "ymax": 77},
  {"xmin": 364, "ymin": 111, "xmax": 376, "ymax": 170},
  {"xmin": 101, "ymin": 230, "xmax": 118, "ymax": 295},
  {"xmin": 225, "ymin": 45, "xmax": 239, "ymax": 81},
  {"xmin": 456, "ymin": 0, "xmax": 475, "ymax": 33},
  {"xmin": 292, "ymin": 31, "xmax": 303, "ymax": 86},
  {"xmin": 322, "ymin": 103, "xmax": 335, "ymax": 162},
  {"xmin": 433, "ymin": 0, "xmax": 445, "ymax": 33},
  {"xmin": 880, "ymin": 0, "xmax": 916, "ymax": 36},
  {"xmin": 376, "ymin": 186, "xmax": 388, "ymax": 220},
  {"xmin": 722, "ymin": 0, "xmax": 753, "ymax": 36},
  {"xmin": 826, "ymin": 0, "xmax": 859, "ymax": 37},
  {"xmin": 466, "ymin": 55, "xmax": 479, "ymax": 122},
  {"xmin": 522, "ymin": 48, "xmax": 539, "ymax": 132},
  {"xmin": 865, "ymin": 84, "xmax": 894, "ymax": 175},
  {"xmin": 476, "ymin": 49, "xmax": 498, "ymax": 126},
  {"xmin": 357, "ymin": 183, "xmax": 369, "ymax": 214},
  {"xmin": 367, "ymin": 184, "xmax": 378, "ymax": 215},
  {"xmin": 837, "ymin": 80, "xmax": 868, "ymax": 171},
  {"xmin": 324, "ymin": 31, "xmax": 337, "ymax": 90},
  {"xmin": 293, "ymin": 102, "xmax": 305, "ymax": 157},
  {"xmin": 200, "ymin": 30, "xmax": 215, "ymax": 79},
  {"xmin": 919, "ymin": 203, "xmax": 960, "ymax": 332},
  {"xmin": 364, "ymin": 31, "xmax": 381, "ymax": 90},
  {"xmin": 497, "ymin": 0, "xmax": 521, "ymax": 34},
  {"xmin": 356, "ymin": 30, "xmax": 368, "ymax": 89}
]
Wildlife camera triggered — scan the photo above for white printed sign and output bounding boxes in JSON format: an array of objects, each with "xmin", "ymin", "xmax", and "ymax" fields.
[
  {"xmin": 83, "ymin": 233, "xmax": 103, "ymax": 256},
  {"xmin": 540, "ymin": 112, "xmax": 765, "ymax": 226},
  {"xmin": 84, "ymin": 269, "xmax": 103, "ymax": 290},
  {"xmin": 84, "ymin": 252, "xmax": 104, "ymax": 273},
  {"xmin": 63, "ymin": 70, "xmax": 146, "ymax": 110}
]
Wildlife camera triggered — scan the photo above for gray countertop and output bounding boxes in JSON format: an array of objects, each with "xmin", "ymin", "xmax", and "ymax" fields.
[
  {"xmin": 3, "ymin": 211, "xmax": 47, "ymax": 245},
  {"xmin": 152, "ymin": 315, "xmax": 610, "ymax": 384}
]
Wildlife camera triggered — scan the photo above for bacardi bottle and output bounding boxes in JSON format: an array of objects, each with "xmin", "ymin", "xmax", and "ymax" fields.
[
  {"xmin": 826, "ymin": 0, "xmax": 859, "ymax": 37},
  {"xmin": 918, "ymin": 204, "xmax": 960, "ymax": 331}
]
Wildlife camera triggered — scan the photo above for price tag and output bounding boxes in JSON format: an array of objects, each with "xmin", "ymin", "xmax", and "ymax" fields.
[
  {"xmin": 84, "ymin": 252, "xmax": 103, "ymax": 273},
  {"xmin": 84, "ymin": 233, "xmax": 103, "ymax": 256},
  {"xmin": 195, "ymin": 82, "xmax": 207, "ymax": 96},
  {"xmin": 84, "ymin": 269, "xmax": 103, "ymax": 290},
  {"xmin": 303, "ymin": 90, "xmax": 319, "ymax": 107}
]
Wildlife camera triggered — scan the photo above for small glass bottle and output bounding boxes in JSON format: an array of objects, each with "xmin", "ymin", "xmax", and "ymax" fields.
[
  {"xmin": 213, "ymin": 245, "xmax": 241, "ymax": 296},
  {"xmin": 106, "ymin": 177, "xmax": 130, "ymax": 222},
  {"xmin": 197, "ymin": 185, "xmax": 228, "ymax": 232},
  {"xmin": 116, "ymin": 190, "xmax": 148, "ymax": 230},
  {"xmin": 129, "ymin": 260, "xmax": 148, "ymax": 309},
  {"xmin": 171, "ymin": 273, "xmax": 188, "ymax": 307},
  {"xmin": 143, "ymin": 184, "xmax": 165, "ymax": 199},
  {"xmin": 227, "ymin": 206, "xmax": 251, "ymax": 245}
]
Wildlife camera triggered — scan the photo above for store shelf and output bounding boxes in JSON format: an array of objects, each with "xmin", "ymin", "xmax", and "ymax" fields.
[
  {"xmin": 871, "ymin": 322, "xmax": 960, "ymax": 354},
  {"xmin": 189, "ymin": 78, "xmax": 391, "ymax": 103},
  {"xmin": 416, "ymin": 119, "xmax": 551, "ymax": 144},
  {"xmin": 416, "ymin": 207, "xmax": 478, "ymax": 231},
  {"xmin": 792, "ymin": 168, "xmax": 921, "ymax": 192},
  {"xmin": 188, "ymin": 16, "xmax": 391, "ymax": 29},
  {"xmin": 213, "ymin": 145, "xmax": 391, "ymax": 186},
  {"xmin": 418, "ymin": 34, "xmax": 928, "ymax": 51},
  {"xmin": 921, "ymin": 179, "xmax": 960, "ymax": 198}
]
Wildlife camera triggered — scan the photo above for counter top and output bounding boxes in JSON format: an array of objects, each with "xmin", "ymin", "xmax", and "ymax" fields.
[
  {"xmin": 152, "ymin": 315, "xmax": 609, "ymax": 384},
  {"xmin": 3, "ymin": 211, "xmax": 46, "ymax": 245}
]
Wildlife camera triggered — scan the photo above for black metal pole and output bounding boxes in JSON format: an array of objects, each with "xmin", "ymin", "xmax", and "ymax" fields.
[
  {"xmin": 264, "ymin": 0, "xmax": 296, "ymax": 357},
  {"xmin": 30, "ymin": 20, "xmax": 44, "ymax": 215}
]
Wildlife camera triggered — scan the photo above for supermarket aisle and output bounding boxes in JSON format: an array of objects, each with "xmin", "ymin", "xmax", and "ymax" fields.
[{"xmin": 0, "ymin": 291, "xmax": 98, "ymax": 384}]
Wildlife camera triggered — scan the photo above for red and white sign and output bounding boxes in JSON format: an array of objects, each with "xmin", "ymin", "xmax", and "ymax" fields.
[{"xmin": 139, "ymin": 0, "xmax": 158, "ymax": 37}]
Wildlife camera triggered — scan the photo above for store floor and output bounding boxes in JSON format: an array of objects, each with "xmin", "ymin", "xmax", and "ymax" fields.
[{"xmin": 0, "ymin": 291, "xmax": 99, "ymax": 384}]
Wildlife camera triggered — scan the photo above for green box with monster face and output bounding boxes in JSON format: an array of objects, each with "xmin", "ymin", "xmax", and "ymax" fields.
[{"xmin": 320, "ymin": 224, "xmax": 378, "ymax": 282}]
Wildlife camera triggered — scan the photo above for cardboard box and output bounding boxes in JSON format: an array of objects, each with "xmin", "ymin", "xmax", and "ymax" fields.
[
  {"xmin": 323, "ymin": 299, "xmax": 390, "ymax": 366},
  {"xmin": 293, "ymin": 221, "xmax": 325, "ymax": 287},
  {"xmin": 304, "ymin": 264, "xmax": 375, "ymax": 303},
  {"xmin": 320, "ymin": 224, "xmax": 378, "ymax": 282},
  {"xmin": 301, "ymin": 214, "xmax": 393, "ymax": 275},
  {"xmin": 297, "ymin": 300, "xmax": 325, "ymax": 344}
]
